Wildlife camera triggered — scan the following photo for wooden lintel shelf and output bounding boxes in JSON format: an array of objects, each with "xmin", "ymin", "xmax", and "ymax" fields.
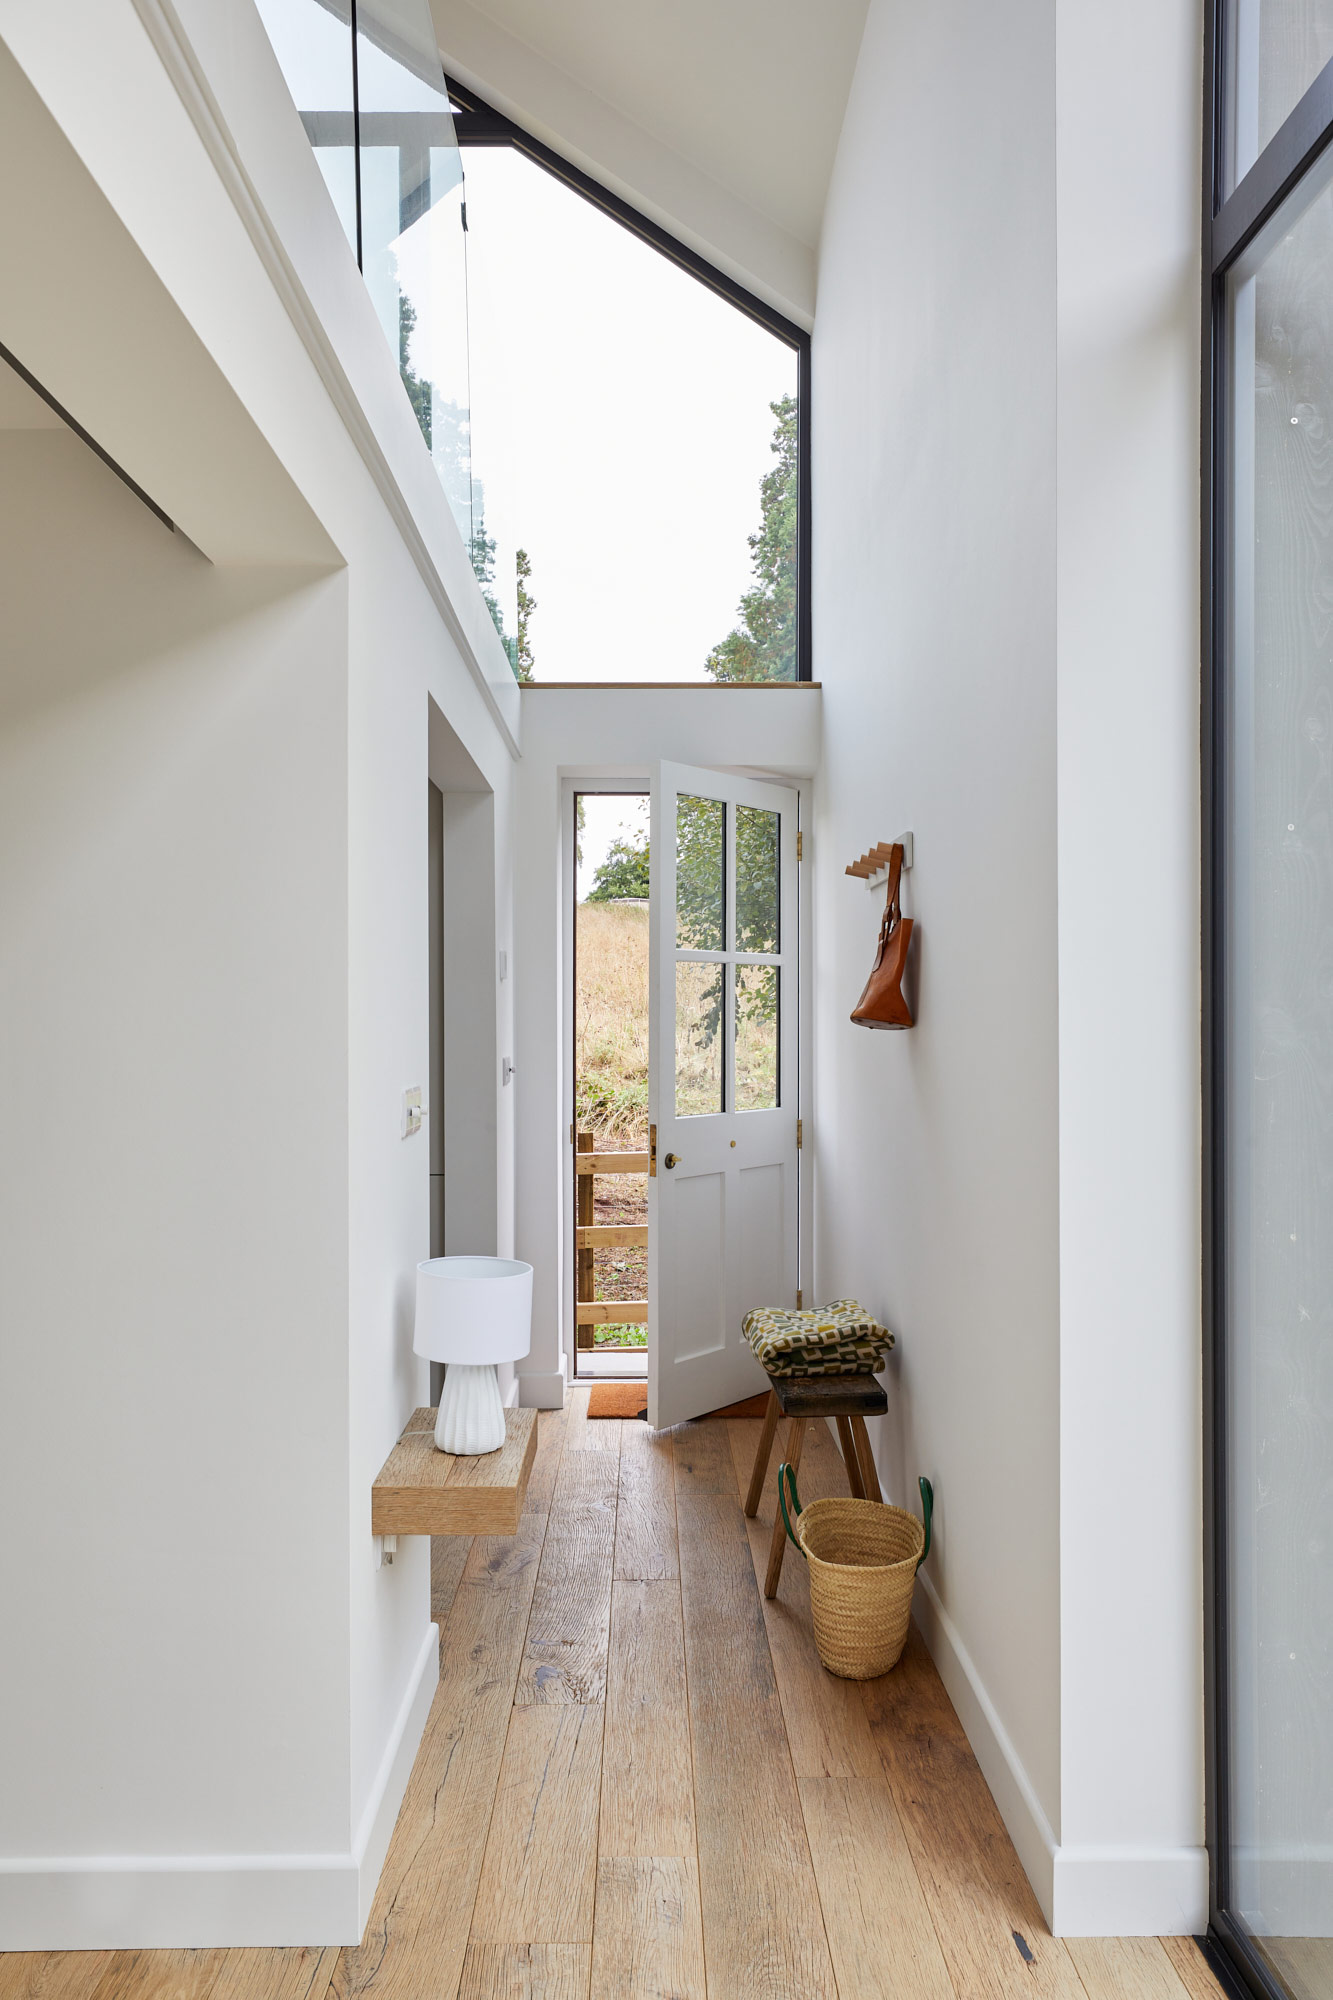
[
  {"xmin": 575, "ymin": 1152, "xmax": 650, "ymax": 1175},
  {"xmin": 575, "ymin": 1300, "xmax": 648, "ymax": 1325},
  {"xmin": 371, "ymin": 1406, "xmax": 537, "ymax": 1536},
  {"xmin": 577, "ymin": 1224, "xmax": 649, "ymax": 1249}
]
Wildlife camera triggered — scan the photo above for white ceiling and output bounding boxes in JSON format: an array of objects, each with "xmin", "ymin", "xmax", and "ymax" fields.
[{"xmin": 429, "ymin": 0, "xmax": 870, "ymax": 325}]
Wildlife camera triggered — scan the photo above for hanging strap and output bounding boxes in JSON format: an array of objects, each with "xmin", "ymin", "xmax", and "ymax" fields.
[
  {"xmin": 869, "ymin": 842, "xmax": 905, "ymax": 970},
  {"xmin": 916, "ymin": 1476, "xmax": 934, "ymax": 1569},
  {"xmin": 778, "ymin": 1463, "xmax": 806, "ymax": 1553}
]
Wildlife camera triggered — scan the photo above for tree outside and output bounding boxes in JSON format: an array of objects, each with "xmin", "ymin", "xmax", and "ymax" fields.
[{"xmin": 704, "ymin": 393, "xmax": 798, "ymax": 683}]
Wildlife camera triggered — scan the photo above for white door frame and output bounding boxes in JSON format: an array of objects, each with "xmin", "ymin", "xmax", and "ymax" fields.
[{"xmin": 558, "ymin": 767, "xmax": 813, "ymax": 1397}]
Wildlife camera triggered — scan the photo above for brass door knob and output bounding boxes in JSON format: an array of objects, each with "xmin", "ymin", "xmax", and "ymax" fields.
[{"xmin": 663, "ymin": 1153, "xmax": 680, "ymax": 1169}]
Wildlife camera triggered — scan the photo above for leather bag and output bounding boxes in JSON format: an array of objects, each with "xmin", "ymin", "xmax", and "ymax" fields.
[{"xmin": 850, "ymin": 842, "xmax": 914, "ymax": 1029}]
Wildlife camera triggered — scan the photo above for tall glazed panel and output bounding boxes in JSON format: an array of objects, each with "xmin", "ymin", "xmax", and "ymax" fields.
[{"xmin": 1223, "ymin": 160, "xmax": 1333, "ymax": 1987}]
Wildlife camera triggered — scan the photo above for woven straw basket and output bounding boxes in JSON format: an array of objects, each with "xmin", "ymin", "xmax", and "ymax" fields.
[{"xmin": 779, "ymin": 1468, "xmax": 934, "ymax": 1680}]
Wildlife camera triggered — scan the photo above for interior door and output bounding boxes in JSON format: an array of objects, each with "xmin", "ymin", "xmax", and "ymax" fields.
[{"xmin": 648, "ymin": 761, "xmax": 799, "ymax": 1429}]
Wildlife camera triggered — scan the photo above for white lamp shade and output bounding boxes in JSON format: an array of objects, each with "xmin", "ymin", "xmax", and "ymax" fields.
[{"xmin": 413, "ymin": 1256, "xmax": 532, "ymax": 1366}]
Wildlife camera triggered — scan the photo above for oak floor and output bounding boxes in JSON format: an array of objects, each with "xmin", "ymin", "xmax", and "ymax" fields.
[{"xmin": 2, "ymin": 1392, "xmax": 1229, "ymax": 2000}]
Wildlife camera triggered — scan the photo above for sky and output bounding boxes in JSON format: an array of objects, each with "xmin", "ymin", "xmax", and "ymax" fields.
[
  {"xmin": 255, "ymin": 0, "xmax": 798, "ymax": 683},
  {"xmin": 577, "ymin": 793, "xmax": 649, "ymax": 901},
  {"xmin": 443, "ymin": 149, "xmax": 796, "ymax": 683}
]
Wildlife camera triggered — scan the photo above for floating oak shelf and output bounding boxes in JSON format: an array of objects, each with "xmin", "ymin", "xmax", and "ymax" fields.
[{"xmin": 372, "ymin": 1406, "xmax": 537, "ymax": 1536}]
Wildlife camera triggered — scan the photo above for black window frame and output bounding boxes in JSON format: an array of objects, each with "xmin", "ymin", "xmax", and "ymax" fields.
[
  {"xmin": 1203, "ymin": 15, "xmax": 1333, "ymax": 1999},
  {"xmin": 444, "ymin": 73, "xmax": 813, "ymax": 685}
]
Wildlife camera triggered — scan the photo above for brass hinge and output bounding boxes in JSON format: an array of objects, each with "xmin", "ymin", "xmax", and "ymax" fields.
[
  {"xmin": 796, "ymin": 830, "xmax": 804, "ymax": 860},
  {"xmin": 649, "ymin": 1123, "xmax": 657, "ymax": 1177},
  {"xmin": 796, "ymin": 1118, "xmax": 803, "ymax": 1149},
  {"xmin": 569, "ymin": 1122, "xmax": 575, "ymax": 1145},
  {"xmin": 796, "ymin": 1288, "xmax": 803, "ymax": 1308}
]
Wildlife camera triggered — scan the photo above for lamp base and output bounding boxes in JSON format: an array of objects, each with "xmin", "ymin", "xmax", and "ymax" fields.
[{"xmin": 435, "ymin": 1362, "xmax": 506, "ymax": 1455}]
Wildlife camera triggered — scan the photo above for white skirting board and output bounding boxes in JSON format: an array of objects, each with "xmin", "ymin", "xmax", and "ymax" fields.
[
  {"xmin": 913, "ymin": 1571, "xmax": 1208, "ymax": 1936},
  {"xmin": 518, "ymin": 1364, "xmax": 568, "ymax": 1410},
  {"xmin": 0, "ymin": 1621, "xmax": 440, "ymax": 1951}
]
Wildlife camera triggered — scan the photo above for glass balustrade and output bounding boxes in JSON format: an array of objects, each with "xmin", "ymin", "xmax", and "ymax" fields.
[{"xmin": 255, "ymin": 0, "xmax": 519, "ymax": 673}]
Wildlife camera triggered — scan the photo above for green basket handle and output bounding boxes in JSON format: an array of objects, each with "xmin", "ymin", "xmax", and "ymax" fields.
[
  {"xmin": 917, "ymin": 1476, "xmax": 933, "ymax": 1569},
  {"xmin": 778, "ymin": 1462, "xmax": 806, "ymax": 1554}
]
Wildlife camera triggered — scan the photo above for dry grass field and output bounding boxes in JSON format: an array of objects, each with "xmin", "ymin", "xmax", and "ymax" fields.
[
  {"xmin": 574, "ymin": 898, "xmax": 650, "ymax": 1145},
  {"xmin": 575, "ymin": 900, "xmax": 649, "ymax": 1347}
]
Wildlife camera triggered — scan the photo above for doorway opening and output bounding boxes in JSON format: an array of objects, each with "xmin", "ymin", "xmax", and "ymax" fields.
[{"xmin": 573, "ymin": 790, "xmax": 650, "ymax": 1380}]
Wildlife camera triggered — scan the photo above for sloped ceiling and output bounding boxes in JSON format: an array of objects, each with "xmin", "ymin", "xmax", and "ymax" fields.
[{"xmin": 429, "ymin": 0, "xmax": 870, "ymax": 326}]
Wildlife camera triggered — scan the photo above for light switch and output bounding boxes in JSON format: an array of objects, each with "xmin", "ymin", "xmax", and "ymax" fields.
[{"xmin": 402, "ymin": 1086, "xmax": 424, "ymax": 1138}]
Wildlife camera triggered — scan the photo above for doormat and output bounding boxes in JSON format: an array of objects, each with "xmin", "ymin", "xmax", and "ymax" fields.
[
  {"xmin": 706, "ymin": 1392, "xmax": 772, "ymax": 1420},
  {"xmin": 585, "ymin": 1386, "xmax": 773, "ymax": 1422},
  {"xmin": 587, "ymin": 1383, "xmax": 648, "ymax": 1419}
]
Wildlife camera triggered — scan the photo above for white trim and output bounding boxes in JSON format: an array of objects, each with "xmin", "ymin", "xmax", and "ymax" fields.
[
  {"xmin": 129, "ymin": 0, "xmax": 520, "ymax": 760},
  {"xmin": 914, "ymin": 1572, "xmax": 1208, "ymax": 1935},
  {"xmin": 912, "ymin": 1568, "xmax": 1059, "ymax": 1923},
  {"xmin": 518, "ymin": 1363, "xmax": 568, "ymax": 1409},
  {"xmin": 1051, "ymin": 1844, "xmax": 1209, "ymax": 1938},
  {"xmin": 0, "ymin": 1624, "xmax": 439, "ymax": 1951},
  {"xmin": 504, "ymin": 1375, "xmax": 521, "ymax": 1408},
  {"xmin": 353, "ymin": 1620, "xmax": 439, "ymax": 1935}
]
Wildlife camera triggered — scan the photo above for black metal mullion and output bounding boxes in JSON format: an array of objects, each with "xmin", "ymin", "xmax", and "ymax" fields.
[
  {"xmin": 1212, "ymin": 44, "xmax": 1333, "ymax": 274},
  {"xmin": 1202, "ymin": 6, "xmax": 1333, "ymax": 1994},
  {"xmin": 350, "ymin": 0, "xmax": 363, "ymax": 272}
]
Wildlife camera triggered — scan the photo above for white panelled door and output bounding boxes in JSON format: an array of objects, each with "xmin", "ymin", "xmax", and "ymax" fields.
[{"xmin": 648, "ymin": 761, "xmax": 800, "ymax": 1430}]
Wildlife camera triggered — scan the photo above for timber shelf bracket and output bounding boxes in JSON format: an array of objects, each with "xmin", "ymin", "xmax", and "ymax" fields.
[{"xmin": 845, "ymin": 832, "xmax": 913, "ymax": 890}]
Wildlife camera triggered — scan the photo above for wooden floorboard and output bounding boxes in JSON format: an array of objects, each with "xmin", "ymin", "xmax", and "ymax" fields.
[
  {"xmin": 331, "ymin": 1514, "xmax": 548, "ymax": 2000},
  {"xmin": 0, "ymin": 1956, "xmax": 112, "ymax": 2000},
  {"xmin": 612, "ymin": 1421, "xmax": 678, "ymax": 1582},
  {"xmin": 89, "ymin": 1956, "xmax": 224, "ymax": 2000},
  {"xmin": 589, "ymin": 1857, "xmax": 706, "ymax": 2000},
  {"xmin": 862, "ymin": 1621, "xmax": 1086, "ymax": 2000},
  {"xmin": 1067, "ymin": 1937, "xmax": 1195, "ymax": 2000},
  {"xmin": 673, "ymin": 1417, "xmax": 840, "ymax": 2000},
  {"xmin": 455, "ymin": 1942, "xmax": 589, "ymax": 2000},
  {"xmin": 521, "ymin": 1406, "xmax": 569, "ymax": 1514},
  {"xmin": 599, "ymin": 1580, "xmax": 695, "ymax": 1858},
  {"xmin": 10, "ymin": 1405, "xmax": 1220, "ymax": 2000},
  {"xmin": 467, "ymin": 1705, "xmax": 605, "ymax": 1948},
  {"xmin": 1159, "ymin": 1937, "xmax": 1233, "ymax": 2000},
  {"xmin": 727, "ymin": 1416, "xmax": 884, "ymax": 1781},
  {"xmin": 798, "ymin": 1777, "xmax": 956, "ymax": 2000},
  {"xmin": 514, "ymin": 1429, "xmax": 618, "ymax": 1706}
]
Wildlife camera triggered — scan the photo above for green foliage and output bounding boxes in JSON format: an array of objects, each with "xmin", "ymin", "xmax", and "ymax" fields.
[
  {"xmin": 574, "ymin": 1070, "xmax": 648, "ymax": 1133},
  {"xmin": 588, "ymin": 835, "xmax": 650, "ymax": 902},
  {"xmin": 399, "ymin": 295, "xmax": 432, "ymax": 450},
  {"xmin": 593, "ymin": 1325, "xmax": 647, "ymax": 1348},
  {"xmin": 704, "ymin": 393, "xmax": 798, "ymax": 683},
  {"xmin": 673, "ymin": 797, "xmax": 780, "ymax": 1046},
  {"xmin": 516, "ymin": 547, "xmax": 536, "ymax": 683}
]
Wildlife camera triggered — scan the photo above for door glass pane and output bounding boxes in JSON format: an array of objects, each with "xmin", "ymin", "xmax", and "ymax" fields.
[
  {"xmin": 675, "ymin": 961, "xmax": 723, "ymax": 1116},
  {"xmin": 676, "ymin": 795, "xmax": 725, "ymax": 950},
  {"xmin": 735, "ymin": 965, "xmax": 778, "ymax": 1111},
  {"xmin": 736, "ymin": 805, "xmax": 780, "ymax": 953},
  {"xmin": 1224, "ymin": 166, "xmax": 1333, "ymax": 1977},
  {"xmin": 1227, "ymin": 0, "xmax": 1333, "ymax": 193}
]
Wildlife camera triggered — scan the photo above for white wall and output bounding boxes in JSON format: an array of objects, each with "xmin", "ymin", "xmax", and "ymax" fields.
[
  {"xmin": 1053, "ymin": 0, "xmax": 1204, "ymax": 1937},
  {"xmin": 812, "ymin": 0, "xmax": 1203, "ymax": 1935},
  {"xmin": 513, "ymin": 685, "xmax": 821, "ymax": 1406},
  {"xmin": 0, "ymin": 0, "xmax": 520, "ymax": 1948},
  {"xmin": 0, "ymin": 428, "xmax": 354, "ymax": 1943}
]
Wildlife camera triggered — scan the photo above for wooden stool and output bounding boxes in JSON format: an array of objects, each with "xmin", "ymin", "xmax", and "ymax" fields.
[{"xmin": 745, "ymin": 1373, "xmax": 888, "ymax": 1597}]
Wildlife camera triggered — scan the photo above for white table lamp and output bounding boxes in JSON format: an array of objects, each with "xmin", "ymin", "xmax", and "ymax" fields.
[{"xmin": 413, "ymin": 1256, "xmax": 532, "ymax": 1455}]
